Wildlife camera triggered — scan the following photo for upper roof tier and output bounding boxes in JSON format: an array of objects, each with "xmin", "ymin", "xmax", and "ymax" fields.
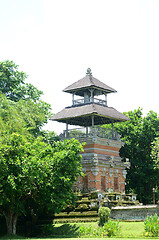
[{"xmin": 63, "ymin": 68, "xmax": 117, "ymax": 97}]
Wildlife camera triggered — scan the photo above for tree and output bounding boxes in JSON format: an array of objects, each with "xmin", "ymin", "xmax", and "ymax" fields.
[
  {"xmin": 41, "ymin": 130, "xmax": 60, "ymax": 145},
  {"xmin": 0, "ymin": 60, "xmax": 51, "ymax": 135},
  {"xmin": 151, "ymin": 137, "xmax": 159, "ymax": 169},
  {"xmin": 151, "ymin": 136, "xmax": 159, "ymax": 201},
  {"xmin": 0, "ymin": 60, "xmax": 41, "ymax": 102},
  {"xmin": 114, "ymin": 108, "xmax": 159, "ymax": 204},
  {"xmin": 0, "ymin": 61, "xmax": 84, "ymax": 235},
  {"xmin": 0, "ymin": 60, "xmax": 27, "ymax": 101},
  {"xmin": 0, "ymin": 96, "xmax": 83, "ymax": 235}
]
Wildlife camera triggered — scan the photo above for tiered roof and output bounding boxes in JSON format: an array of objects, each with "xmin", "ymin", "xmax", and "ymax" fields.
[
  {"xmin": 50, "ymin": 69, "xmax": 129, "ymax": 127},
  {"xmin": 51, "ymin": 104, "xmax": 129, "ymax": 126},
  {"xmin": 63, "ymin": 74, "xmax": 117, "ymax": 96}
]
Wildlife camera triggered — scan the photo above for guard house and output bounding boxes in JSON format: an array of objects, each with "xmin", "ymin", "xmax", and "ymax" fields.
[{"xmin": 50, "ymin": 68, "xmax": 130, "ymax": 194}]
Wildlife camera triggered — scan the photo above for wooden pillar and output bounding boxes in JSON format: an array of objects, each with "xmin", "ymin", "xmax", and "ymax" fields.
[
  {"xmin": 91, "ymin": 89, "xmax": 94, "ymax": 103},
  {"xmin": 72, "ymin": 93, "xmax": 74, "ymax": 105},
  {"xmin": 89, "ymin": 89, "xmax": 94, "ymax": 103},
  {"xmin": 92, "ymin": 115, "xmax": 94, "ymax": 127},
  {"xmin": 66, "ymin": 122, "xmax": 68, "ymax": 138},
  {"xmin": 105, "ymin": 94, "xmax": 107, "ymax": 106},
  {"xmin": 86, "ymin": 126, "xmax": 89, "ymax": 136}
]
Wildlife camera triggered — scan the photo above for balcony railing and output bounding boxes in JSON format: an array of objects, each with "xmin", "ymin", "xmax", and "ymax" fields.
[
  {"xmin": 73, "ymin": 98, "xmax": 107, "ymax": 106},
  {"xmin": 59, "ymin": 126, "xmax": 120, "ymax": 141}
]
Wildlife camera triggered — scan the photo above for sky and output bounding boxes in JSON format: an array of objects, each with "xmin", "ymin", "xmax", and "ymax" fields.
[{"xmin": 0, "ymin": 0, "xmax": 159, "ymax": 134}]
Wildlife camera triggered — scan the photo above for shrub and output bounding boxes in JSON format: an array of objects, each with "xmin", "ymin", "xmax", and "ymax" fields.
[
  {"xmin": 79, "ymin": 225, "xmax": 107, "ymax": 237},
  {"xmin": 98, "ymin": 207, "xmax": 110, "ymax": 226},
  {"xmin": 144, "ymin": 213, "xmax": 159, "ymax": 237},
  {"xmin": 42, "ymin": 221, "xmax": 121, "ymax": 238},
  {"xmin": 79, "ymin": 225, "xmax": 92, "ymax": 237},
  {"xmin": 79, "ymin": 221, "xmax": 120, "ymax": 238},
  {"xmin": 103, "ymin": 220, "xmax": 120, "ymax": 237}
]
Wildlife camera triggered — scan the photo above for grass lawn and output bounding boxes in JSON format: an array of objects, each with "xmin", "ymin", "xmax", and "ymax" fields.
[
  {"xmin": 1, "ymin": 237, "xmax": 159, "ymax": 240},
  {"xmin": 1, "ymin": 221, "xmax": 159, "ymax": 239},
  {"xmin": 120, "ymin": 221, "xmax": 144, "ymax": 237}
]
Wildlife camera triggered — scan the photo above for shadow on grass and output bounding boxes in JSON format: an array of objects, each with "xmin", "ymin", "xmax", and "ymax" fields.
[
  {"xmin": 0, "ymin": 235, "xmax": 26, "ymax": 239},
  {"xmin": 0, "ymin": 224, "xmax": 79, "ymax": 239},
  {"xmin": 42, "ymin": 223, "xmax": 79, "ymax": 238}
]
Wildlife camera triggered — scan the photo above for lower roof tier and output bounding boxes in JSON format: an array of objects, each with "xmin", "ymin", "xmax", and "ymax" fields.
[{"xmin": 50, "ymin": 103, "xmax": 130, "ymax": 127}]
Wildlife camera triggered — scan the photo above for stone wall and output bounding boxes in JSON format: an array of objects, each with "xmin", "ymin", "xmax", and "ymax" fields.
[{"xmin": 111, "ymin": 204, "xmax": 159, "ymax": 221}]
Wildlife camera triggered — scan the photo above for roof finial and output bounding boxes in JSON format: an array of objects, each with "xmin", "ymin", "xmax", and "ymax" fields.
[{"xmin": 86, "ymin": 68, "xmax": 92, "ymax": 76}]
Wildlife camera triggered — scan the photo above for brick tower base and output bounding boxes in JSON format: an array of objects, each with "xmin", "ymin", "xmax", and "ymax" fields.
[{"xmin": 75, "ymin": 133, "xmax": 130, "ymax": 194}]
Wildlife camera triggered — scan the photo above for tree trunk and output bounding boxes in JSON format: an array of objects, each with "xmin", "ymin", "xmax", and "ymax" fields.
[{"xmin": 4, "ymin": 211, "xmax": 18, "ymax": 235}]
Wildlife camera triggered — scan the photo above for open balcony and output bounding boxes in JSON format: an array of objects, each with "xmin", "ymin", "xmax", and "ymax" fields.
[
  {"xmin": 72, "ymin": 97, "xmax": 107, "ymax": 106},
  {"xmin": 59, "ymin": 126, "xmax": 121, "ymax": 141}
]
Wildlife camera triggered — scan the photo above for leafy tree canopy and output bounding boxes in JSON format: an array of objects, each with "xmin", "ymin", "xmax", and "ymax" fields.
[
  {"xmin": 0, "ymin": 94, "xmax": 83, "ymax": 235},
  {"xmin": 114, "ymin": 108, "xmax": 159, "ymax": 204},
  {"xmin": 0, "ymin": 60, "xmax": 41, "ymax": 102},
  {"xmin": 0, "ymin": 60, "xmax": 84, "ymax": 235},
  {"xmin": 0, "ymin": 60, "xmax": 51, "ymax": 135},
  {"xmin": 151, "ymin": 137, "xmax": 159, "ymax": 170}
]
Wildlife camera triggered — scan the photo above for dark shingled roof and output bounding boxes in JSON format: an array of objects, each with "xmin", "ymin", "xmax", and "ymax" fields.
[
  {"xmin": 50, "ymin": 103, "xmax": 130, "ymax": 127},
  {"xmin": 63, "ymin": 75, "xmax": 117, "ymax": 97}
]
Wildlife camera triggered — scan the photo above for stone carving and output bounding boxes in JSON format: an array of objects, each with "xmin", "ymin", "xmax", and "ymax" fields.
[
  {"xmin": 107, "ymin": 188, "xmax": 113, "ymax": 193},
  {"xmin": 86, "ymin": 68, "xmax": 92, "ymax": 75},
  {"xmin": 91, "ymin": 166, "xmax": 99, "ymax": 176},
  {"xmin": 122, "ymin": 170, "xmax": 127, "ymax": 179},
  {"xmin": 116, "ymin": 195, "xmax": 121, "ymax": 200},
  {"xmin": 109, "ymin": 168, "xmax": 113, "ymax": 177},
  {"xmin": 92, "ymin": 154, "xmax": 98, "ymax": 163}
]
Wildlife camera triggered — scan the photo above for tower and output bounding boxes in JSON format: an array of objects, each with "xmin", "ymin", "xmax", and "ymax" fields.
[{"xmin": 50, "ymin": 68, "xmax": 130, "ymax": 194}]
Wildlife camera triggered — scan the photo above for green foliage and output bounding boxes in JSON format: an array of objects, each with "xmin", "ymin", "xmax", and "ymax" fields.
[
  {"xmin": 79, "ymin": 225, "xmax": 92, "ymax": 237},
  {"xmin": 39, "ymin": 221, "xmax": 147, "ymax": 238},
  {"xmin": 0, "ymin": 60, "xmax": 41, "ymax": 102},
  {"xmin": 0, "ymin": 93, "xmax": 51, "ymax": 138},
  {"xmin": 79, "ymin": 224, "xmax": 104, "ymax": 237},
  {"xmin": 0, "ymin": 93, "xmax": 27, "ymax": 136},
  {"xmin": 144, "ymin": 213, "xmax": 159, "ymax": 237},
  {"xmin": 0, "ymin": 134, "xmax": 46, "ymax": 218},
  {"xmin": 151, "ymin": 137, "xmax": 159, "ymax": 169},
  {"xmin": 43, "ymin": 222, "xmax": 120, "ymax": 238},
  {"xmin": 0, "ymin": 84, "xmax": 83, "ymax": 234},
  {"xmin": 1, "ymin": 221, "xmax": 150, "ymax": 239},
  {"xmin": 41, "ymin": 130, "xmax": 60, "ymax": 145},
  {"xmin": 0, "ymin": 60, "xmax": 27, "ymax": 102},
  {"xmin": 16, "ymin": 98, "xmax": 51, "ymax": 136},
  {"xmin": 0, "ymin": 131, "xmax": 83, "ymax": 234},
  {"xmin": 114, "ymin": 108, "xmax": 159, "ymax": 204},
  {"xmin": 54, "ymin": 217, "xmax": 98, "ymax": 224},
  {"xmin": 103, "ymin": 219, "xmax": 120, "ymax": 237},
  {"xmin": 0, "ymin": 60, "xmax": 52, "ymax": 136},
  {"xmin": 79, "ymin": 221, "xmax": 120, "ymax": 237},
  {"xmin": 98, "ymin": 207, "xmax": 110, "ymax": 226}
]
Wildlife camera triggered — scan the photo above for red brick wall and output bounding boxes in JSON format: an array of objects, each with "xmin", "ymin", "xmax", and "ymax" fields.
[{"xmin": 77, "ymin": 138, "xmax": 127, "ymax": 193}]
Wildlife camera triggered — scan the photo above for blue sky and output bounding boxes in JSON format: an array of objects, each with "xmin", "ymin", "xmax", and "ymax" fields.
[{"xmin": 0, "ymin": 0, "xmax": 159, "ymax": 133}]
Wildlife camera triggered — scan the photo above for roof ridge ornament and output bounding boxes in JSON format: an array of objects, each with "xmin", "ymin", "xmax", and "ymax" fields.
[{"xmin": 86, "ymin": 68, "xmax": 92, "ymax": 76}]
